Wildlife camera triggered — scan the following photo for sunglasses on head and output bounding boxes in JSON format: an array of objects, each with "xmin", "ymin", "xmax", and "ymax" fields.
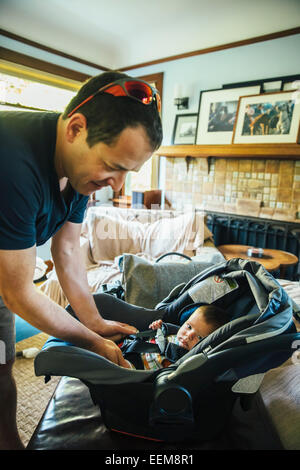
[{"xmin": 67, "ymin": 78, "xmax": 161, "ymax": 117}]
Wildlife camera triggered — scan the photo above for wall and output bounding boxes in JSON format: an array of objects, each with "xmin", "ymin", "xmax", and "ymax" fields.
[
  {"xmin": 127, "ymin": 34, "xmax": 300, "ymax": 219},
  {"xmin": 164, "ymin": 157, "xmax": 300, "ymax": 221},
  {"xmin": 129, "ymin": 34, "xmax": 300, "ymax": 145}
]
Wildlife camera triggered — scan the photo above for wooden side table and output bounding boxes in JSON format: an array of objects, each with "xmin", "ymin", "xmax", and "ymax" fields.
[{"xmin": 217, "ymin": 244, "xmax": 298, "ymax": 278}]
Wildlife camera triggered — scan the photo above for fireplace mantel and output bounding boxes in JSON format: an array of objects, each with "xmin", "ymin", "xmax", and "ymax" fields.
[{"xmin": 155, "ymin": 144, "xmax": 300, "ymax": 160}]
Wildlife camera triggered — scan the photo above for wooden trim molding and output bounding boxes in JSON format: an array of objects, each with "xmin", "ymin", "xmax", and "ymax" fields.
[
  {"xmin": 0, "ymin": 47, "xmax": 90, "ymax": 83},
  {"xmin": 120, "ymin": 27, "xmax": 300, "ymax": 71},
  {"xmin": 1, "ymin": 26, "xmax": 299, "ymax": 74},
  {"xmin": 0, "ymin": 28, "xmax": 109, "ymax": 72},
  {"xmin": 155, "ymin": 144, "xmax": 300, "ymax": 160}
]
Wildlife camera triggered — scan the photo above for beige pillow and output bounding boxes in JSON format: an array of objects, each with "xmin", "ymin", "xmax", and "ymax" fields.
[
  {"xmin": 88, "ymin": 213, "xmax": 144, "ymax": 262},
  {"xmin": 141, "ymin": 211, "xmax": 207, "ymax": 257},
  {"xmin": 84, "ymin": 207, "xmax": 213, "ymax": 263}
]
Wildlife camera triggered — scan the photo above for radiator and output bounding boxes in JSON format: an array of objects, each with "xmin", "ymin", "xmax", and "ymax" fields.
[{"xmin": 204, "ymin": 211, "xmax": 300, "ymax": 281}]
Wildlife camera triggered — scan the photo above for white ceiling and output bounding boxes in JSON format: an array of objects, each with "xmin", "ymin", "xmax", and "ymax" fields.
[{"xmin": 1, "ymin": 0, "xmax": 300, "ymax": 70}]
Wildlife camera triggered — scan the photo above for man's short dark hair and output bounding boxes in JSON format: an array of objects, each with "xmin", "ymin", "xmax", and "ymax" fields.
[{"xmin": 62, "ymin": 71, "xmax": 162, "ymax": 151}]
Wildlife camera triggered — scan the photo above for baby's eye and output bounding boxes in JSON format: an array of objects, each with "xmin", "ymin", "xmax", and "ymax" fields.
[{"xmin": 197, "ymin": 335, "xmax": 203, "ymax": 340}]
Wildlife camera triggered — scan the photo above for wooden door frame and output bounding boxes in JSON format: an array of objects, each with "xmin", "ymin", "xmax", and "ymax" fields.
[{"xmin": 117, "ymin": 72, "xmax": 164, "ymax": 197}]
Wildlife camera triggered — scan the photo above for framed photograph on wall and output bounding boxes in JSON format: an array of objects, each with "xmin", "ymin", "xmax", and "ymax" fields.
[
  {"xmin": 283, "ymin": 80, "xmax": 300, "ymax": 91},
  {"xmin": 232, "ymin": 90, "xmax": 300, "ymax": 144},
  {"xmin": 172, "ymin": 113, "xmax": 198, "ymax": 145},
  {"xmin": 222, "ymin": 74, "xmax": 300, "ymax": 92},
  {"xmin": 196, "ymin": 85, "xmax": 261, "ymax": 145}
]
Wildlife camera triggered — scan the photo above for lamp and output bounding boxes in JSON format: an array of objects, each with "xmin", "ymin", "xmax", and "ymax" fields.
[
  {"xmin": 173, "ymin": 83, "xmax": 189, "ymax": 110},
  {"xmin": 174, "ymin": 97, "xmax": 189, "ymax": 109}
]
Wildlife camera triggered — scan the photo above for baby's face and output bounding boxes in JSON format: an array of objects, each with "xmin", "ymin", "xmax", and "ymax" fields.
[{"xmin": 176, "ymin": 310, "xmax": 214, "ymax": 350}]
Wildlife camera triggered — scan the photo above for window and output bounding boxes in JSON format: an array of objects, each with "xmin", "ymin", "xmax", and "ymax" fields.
[
  {"xmin": 0, "ymin": 72, "xmax": 76, "ymax": 112},
  {"xmin": 0, "ymin": 61, "xmax": 80, "ymax": 112},
  {"xmin": 124, "ymin": 158, "xmax": 153, "ymax": 195}
]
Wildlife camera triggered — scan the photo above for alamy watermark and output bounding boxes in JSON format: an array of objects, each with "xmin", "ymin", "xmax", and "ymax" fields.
[
  {"xmin": 0, "ymin": 340, "xmax": 6, "ymax": 365},
  {"xmin": 94, "ymin": 205, "xmax": 205, "ymax": 252}
]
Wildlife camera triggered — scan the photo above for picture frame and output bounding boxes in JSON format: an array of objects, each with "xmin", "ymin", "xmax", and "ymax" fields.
[
  {"xmin": 232, "ymin": 90, "xmax": 300, "ymax": 144},
  {"xmin": 172, "ymin": 113, "xmax": 198, "ymax": 145},
  {"xmin": 222, "ymin": 74, "xmax": 300, "ymax": 92},
  {"xmin": 196, "ymin": 85, "xmax": 261, "ymax": 145},
  {"xmin": 283, "ymin": 80, "xmax": 300, "ymax": 91}
]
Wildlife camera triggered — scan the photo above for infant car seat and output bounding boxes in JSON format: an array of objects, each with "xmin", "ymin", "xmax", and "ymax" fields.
[{"xmin": 34, "ymin": 258, "xmax": 300, "ymax": 443}]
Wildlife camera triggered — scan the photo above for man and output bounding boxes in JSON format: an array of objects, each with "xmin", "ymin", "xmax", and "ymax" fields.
[{"xmin": 0, "ymin": 71, "xmax": 162, "ymax": 449}]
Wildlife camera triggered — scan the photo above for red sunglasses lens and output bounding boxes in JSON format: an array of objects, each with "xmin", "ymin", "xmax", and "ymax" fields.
[
  {"xmin": 124, "ymin": 81, "xmax": 153, "ymax": 105},
  {"xmin": 104, "ymin": 84, "xmax": 127, "ymax": 97}
]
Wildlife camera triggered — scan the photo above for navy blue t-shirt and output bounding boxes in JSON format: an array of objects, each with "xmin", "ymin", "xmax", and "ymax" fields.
[{"xmin": 0, "ymin": 111, "xmax": 89, "ymax": 250}]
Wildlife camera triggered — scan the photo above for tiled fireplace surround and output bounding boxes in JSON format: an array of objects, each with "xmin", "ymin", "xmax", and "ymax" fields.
[{"xmin": 164, "ymin": 157, "xmax": 300, "ymax": 222}]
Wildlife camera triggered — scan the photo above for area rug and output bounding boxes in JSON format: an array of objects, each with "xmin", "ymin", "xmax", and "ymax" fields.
[{"xmin": 14, "ymin": 333, "xmax": 60, "ymax": 448}]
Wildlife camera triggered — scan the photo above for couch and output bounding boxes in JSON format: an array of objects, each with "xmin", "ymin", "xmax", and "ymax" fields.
[
  {"xmin": 40, "ymin": 206, "xmax": 219, "ymax": 308},
  {"xmin": 38, "ymin": 205, "xmax": 300, "ymax": 450}
]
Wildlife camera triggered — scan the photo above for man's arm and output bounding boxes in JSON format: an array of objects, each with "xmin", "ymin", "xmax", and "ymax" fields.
[
  {"xmin": 50, "ymin": 220, "xmax": 137, "ymax": 338},
  {"xmin": 0, "ymin": 246, "xmax": 130, "ymax": 367}
]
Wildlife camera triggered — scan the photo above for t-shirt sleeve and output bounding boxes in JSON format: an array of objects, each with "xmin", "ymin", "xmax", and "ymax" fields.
[
  {"xmin": 68, "ymin": 196, "xmax": 89, "ymax": 224},
  {"xmin": 0, "ymin": 148, "xmax": 40, "ymax": 250}
]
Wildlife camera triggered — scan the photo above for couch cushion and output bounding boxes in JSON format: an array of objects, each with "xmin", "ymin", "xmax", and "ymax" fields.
[{"xmin": 83, "ymin": 207, "xmax": 213, "ymax": 263}]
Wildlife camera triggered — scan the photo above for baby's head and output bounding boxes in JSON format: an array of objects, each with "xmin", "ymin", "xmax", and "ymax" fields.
[{"xmin": 176, "ymin": 305, "xmax": 228, "ymax": 350}]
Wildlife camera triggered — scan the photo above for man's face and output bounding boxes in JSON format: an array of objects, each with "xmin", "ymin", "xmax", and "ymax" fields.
[{"xmin": 63, "ymin": 123, "xmax": 153, "ymax": 196}]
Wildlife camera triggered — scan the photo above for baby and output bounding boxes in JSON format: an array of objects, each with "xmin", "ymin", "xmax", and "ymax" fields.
[
  {"xmin": 149, "ymin": 304, "xmax": 226, "ymax": 351},
  {"xmin": 123, "ymin": 304, "xmax": 228, "ymax": 370}
]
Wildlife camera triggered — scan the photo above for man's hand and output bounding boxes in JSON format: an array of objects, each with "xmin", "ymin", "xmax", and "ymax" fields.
[
  {"xmin": 90, "ymin": 317, "xmax": 138, "ymax": 342},
  {"xmin": 93, "ymin": 337, "xmax": 132, "ymax": 369}
]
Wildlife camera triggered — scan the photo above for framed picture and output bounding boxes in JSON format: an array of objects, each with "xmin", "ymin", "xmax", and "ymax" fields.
[
  {"xmin": 232, "ymin": 90, "xmax": 300, "ymax": 144},
  {"xmin": 196, "ymin": 85, "xmax": 261, "ymax": 145},
  {"xmin": 262, "ymin": 81, "xmax": 282, "ymax": 93},
  {"xmin": 222, "ymin": 74, "xmax": 300, "ymax": 92},
  {"xmin": 283, "ymin": 80, "xmax": 300, "ymax": 91},
  {"xmin": 172, "ymin": 113, "xmax": 198, "ymax": 145}
]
